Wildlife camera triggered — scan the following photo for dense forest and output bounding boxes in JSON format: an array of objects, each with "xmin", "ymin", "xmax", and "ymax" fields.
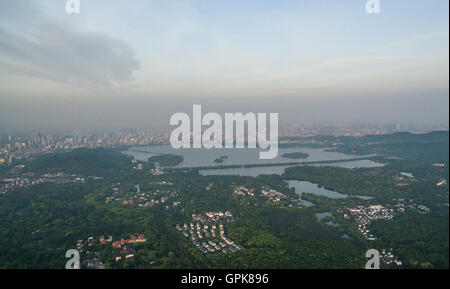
[{"xmin": 25, "ymin": 148, "xmax": 133, "ymax": 176}]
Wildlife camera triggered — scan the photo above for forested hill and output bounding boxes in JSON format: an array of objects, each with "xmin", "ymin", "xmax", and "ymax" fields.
[
  {"xmin": 343, "ymin": 131, "xmax": 449, "ymax": 144},
  {"xmin": 281, "ymin": 131, "xmax": 449, "ymax": 144},
  {"xmin": 25, "ymin": 148, "xmax": 133, "ymax": 176},
  {"xmin": 331, "ymin": 131, "xmax": 449, "ymax": 162}
]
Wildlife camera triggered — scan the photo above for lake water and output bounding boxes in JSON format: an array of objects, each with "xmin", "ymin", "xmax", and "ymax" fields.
[
  {"xmin": 341, "ymin": 234, "xmax": 351, "ymax": 240},
  {"xmin": 200, "ymin": 165, "xmax": 293, "ymax": 177},
  {"xmin": 123, "ymin": 145, "xmax": 383, "ymax": 176},
  {"xmin": 123, "ymin": 146, "xmax": 376, "ymax": 207},
  {"xmin": 287, "ymin": 180, "xmax": 373, "ymax": 206},
  {"xmin": 315, "ymin": 212, "xmax": 338, "ymax": 227},
  {"xmin": 315, "ymin": 212, "xmax": 332, "ymax": 220},
  {"xmin": 312, "ymin": 159, "xmax": 383, "ymax": 169}
]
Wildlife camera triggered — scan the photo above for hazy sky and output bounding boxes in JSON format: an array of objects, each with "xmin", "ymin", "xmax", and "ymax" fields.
[{"xmin": 0, "ymin": 0, "xmax": 448, "ymax": 132}]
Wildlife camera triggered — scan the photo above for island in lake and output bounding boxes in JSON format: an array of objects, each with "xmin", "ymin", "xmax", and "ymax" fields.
[
  {"xmin": 214, "ymin": 155, "xmax": 228, "ymax": 163},
  {"xmin": 148, "ymin": 154, "xmax": 183, "ymax": 167},
  {"xmin": 281, "ymin": 152, "xmax": 309, "ymax": 159}
]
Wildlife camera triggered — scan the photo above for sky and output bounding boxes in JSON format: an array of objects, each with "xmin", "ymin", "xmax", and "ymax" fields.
[{"xmin": 0, "ymin": 0, "xmax": 448, "ymax": 133}]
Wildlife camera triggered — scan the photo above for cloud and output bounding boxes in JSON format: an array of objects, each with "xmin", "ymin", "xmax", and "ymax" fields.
[{"xmin": 0, "ymin": 1, "xmax": 139, "ymax": 87}]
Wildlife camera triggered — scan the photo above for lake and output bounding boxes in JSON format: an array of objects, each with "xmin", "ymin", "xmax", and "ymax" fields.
[
  {"xmin": 315, "ymin": 212, "xmax": 338, "ymax": 227},
  {"xmin": 123, "ymin": 145, "xmax": 383, "ymax": 176},
  {"xmin": 315, "ymin": 212, "xmax": 333, "ymax": 220},
  {"xmin": 287, "ymin": 180, "xmax": 373, "ymax": 206}
]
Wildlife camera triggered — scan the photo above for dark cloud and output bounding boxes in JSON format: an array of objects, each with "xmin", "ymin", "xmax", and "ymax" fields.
[{"xmin": 0, "ymin": 1, "xmax": 139, "ymax": 87}]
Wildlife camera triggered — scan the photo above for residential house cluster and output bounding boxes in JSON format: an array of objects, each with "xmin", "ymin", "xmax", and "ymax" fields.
[
  {"xmin": 74, "ymin": 233, "xmax": 147, "ymax": 266},
  {"xmin": 131, "ymin": 160, "xmax": 143, "ymax": 170},
  {"xmin": 150, "ymin": 167, "xmax": 162, "ymax": 175},
  {"xmin": 112, "ymin": 234, "xmax": 147, "ymax": 248},
  {"xmin": 343, "ymin": 205, "xmax": 395, "ymax": 240},
  {"xmin": 233, "ymin": 185, "xmax": 288, "ymax": 205},
  {"xmin": 233, "ymin": 186, "xmax": 255, "ymax": 197},
  {"xmin": 342, "ymin": 200, "xmax": 431, "ymax": 241},
  {"xmin": 75, "ymin": 236, "xmax": 110, "ymax": 269},
  {"xmin": 1, "ymin": 172, "xmax": 99, "ymax": 195},
  {"xmin": 260, "ymin": 188, "xmax": 287, "ymax": 204},
  {"xmin": 112, "ymin": 234, "xmax": 147, "ymax": 262},
  {"xmin": 393, "ymin": 199, "xmax": 431, "ymax": 215},
  {"xmin": 192, "ymin": 211, "xmax": 233, "ymax": 223},
  {"xmin": 176, "ymin": 211, "xmax": 242, "ymax": 257},
  {"xmin": 105, "ymin": 183, "xmax": 179, "ymax": 209},
  {"xmin": 380, "ymin": 249, "xmax": 402, "ymax": 266}
]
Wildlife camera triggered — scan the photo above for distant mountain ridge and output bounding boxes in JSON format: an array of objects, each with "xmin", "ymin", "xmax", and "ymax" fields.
[
  {"xmin": 280, "ymin": 130, "xmax": 449, "ymax": 144},
  {"xmin": 352, "ymin": 131, "xmax": 449, "ymax": 144}
]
